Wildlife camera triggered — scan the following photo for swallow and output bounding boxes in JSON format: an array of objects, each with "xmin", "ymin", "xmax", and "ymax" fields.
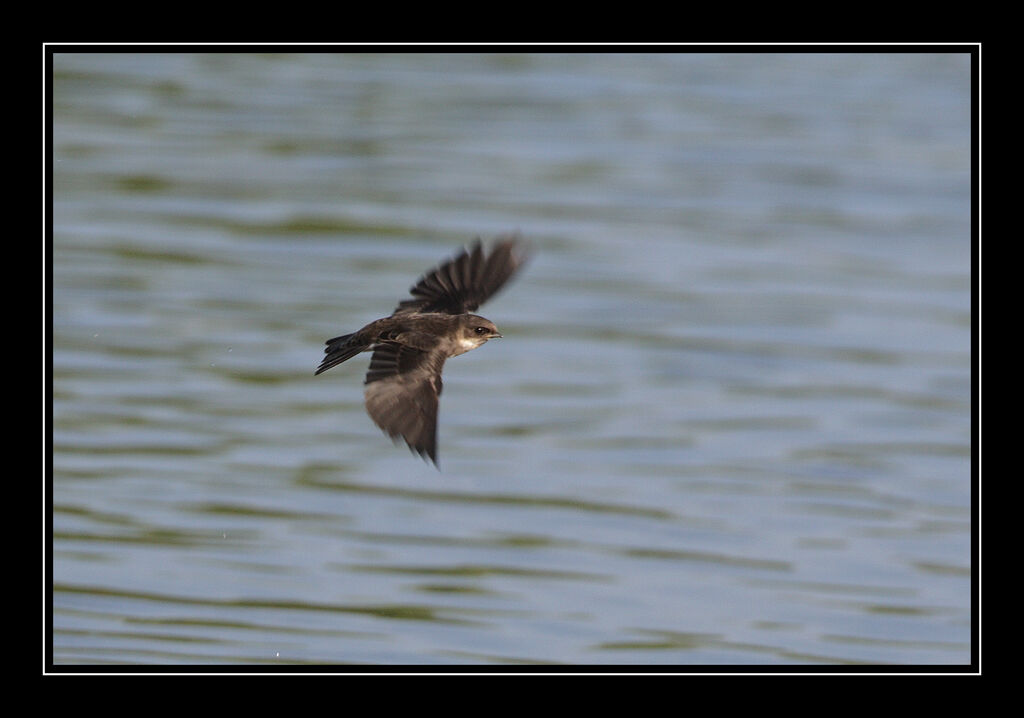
[{"xmin": 316, "ymin": 235, "xmax": 530, "ymax": 465}]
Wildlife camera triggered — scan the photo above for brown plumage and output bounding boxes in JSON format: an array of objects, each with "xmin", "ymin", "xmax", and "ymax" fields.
[{"xmin": 316, "ymin": 236, "xmax": 530, "ymax": 465}]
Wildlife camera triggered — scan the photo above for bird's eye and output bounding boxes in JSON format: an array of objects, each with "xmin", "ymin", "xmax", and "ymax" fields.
[{"xmin": 474, "ymin": 326, "xmax": 488, "ymax": 335}]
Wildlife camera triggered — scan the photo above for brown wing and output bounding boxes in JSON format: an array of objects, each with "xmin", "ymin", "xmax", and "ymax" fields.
[
  {"xmin": 363, "ymin": 341, "xmax": 447, "ymax": 465},
  {"xmin": 393, "ymin": 235, "xmax": 529, "ymax": 316}
]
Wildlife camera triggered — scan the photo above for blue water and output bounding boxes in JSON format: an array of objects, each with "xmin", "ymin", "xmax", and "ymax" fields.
[{"xmin": 51, "ymin": 51, "xmax": 973, "ymax": 666}]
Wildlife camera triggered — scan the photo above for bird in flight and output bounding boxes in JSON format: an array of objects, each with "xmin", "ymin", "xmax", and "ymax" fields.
[{"xmin": 315, "ymin": 235, "xmax": 530, "ymax": 465}]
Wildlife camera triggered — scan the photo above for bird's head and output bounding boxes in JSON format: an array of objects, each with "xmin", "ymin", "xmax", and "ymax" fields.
[{"xmin": 457, "ymin": 315, "xmax": 502, "ymax": 353}]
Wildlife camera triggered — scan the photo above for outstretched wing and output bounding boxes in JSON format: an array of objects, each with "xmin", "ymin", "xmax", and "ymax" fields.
[
  {"xmin": 393, "ymin": 235, "xmax": 529, "ymax": 316},
  {"xmin": 363, "ymin": 341, "xmax": 447, "ymax": 465}
]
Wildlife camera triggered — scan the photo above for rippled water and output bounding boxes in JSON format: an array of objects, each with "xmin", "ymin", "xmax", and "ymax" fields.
[{"xmin": 50, "ymin": 52, "xmax": 973, "ymax": 667}]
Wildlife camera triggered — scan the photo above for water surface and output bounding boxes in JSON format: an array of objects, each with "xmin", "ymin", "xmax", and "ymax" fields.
[{"xmin": 51, "ymin": 52, "xmax": 973, "ymax": 666}]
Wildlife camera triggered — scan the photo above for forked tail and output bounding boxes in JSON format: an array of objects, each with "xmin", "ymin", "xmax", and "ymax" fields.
[{"xmin": 315, "ymin": 333, "xmax": 366, "ymax": 375}]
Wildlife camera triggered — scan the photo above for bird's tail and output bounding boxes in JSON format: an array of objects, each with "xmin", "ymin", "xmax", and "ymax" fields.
[{"xmin": 315, "ymin": 332, "xmax": 367, "ymax": 375}]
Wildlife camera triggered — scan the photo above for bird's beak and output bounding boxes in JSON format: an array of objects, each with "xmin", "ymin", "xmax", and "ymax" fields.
[{"xmin": 493, "ymin": 332, "xmax": 503, "ymax": 338}]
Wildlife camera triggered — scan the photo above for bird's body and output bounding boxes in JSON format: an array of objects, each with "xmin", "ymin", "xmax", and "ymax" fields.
[{"xmin": 316, "ymin": 236, "xmax": 529, "ymax": 465}]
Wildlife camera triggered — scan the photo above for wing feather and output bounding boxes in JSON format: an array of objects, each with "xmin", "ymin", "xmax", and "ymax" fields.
[
  {"xmin": 393, "ymin": 235, "xmax": 529, "ymax": 316},
  {"xmin": 364, "ymin": 342, "xmax": 446, "ymax": 464}
]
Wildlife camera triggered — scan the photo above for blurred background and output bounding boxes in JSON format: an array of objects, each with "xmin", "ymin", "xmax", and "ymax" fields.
[{"xmin": 50, "ymin": 52, "xmax": 973, "ymax": 666}]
